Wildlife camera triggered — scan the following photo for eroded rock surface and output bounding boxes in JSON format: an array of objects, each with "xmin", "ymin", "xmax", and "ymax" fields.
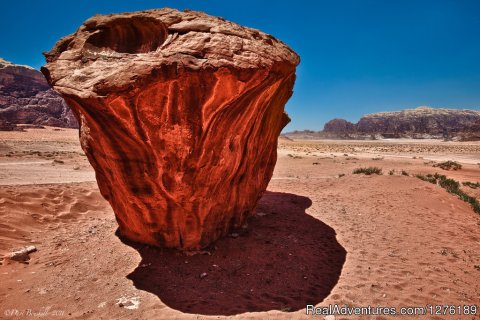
[{"xmin": 42, "ymin": 8, "xmax": 299, "ymax": 250}]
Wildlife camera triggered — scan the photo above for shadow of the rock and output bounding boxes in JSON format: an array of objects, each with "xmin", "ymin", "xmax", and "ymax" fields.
[{"xmin": 119, "ymin": 191, "xmax": 346, "ymax": 316}]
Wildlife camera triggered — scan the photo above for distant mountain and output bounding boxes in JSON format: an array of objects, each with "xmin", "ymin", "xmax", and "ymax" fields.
[
  {"xmin": 284, "ymin": 106, "xmax": 480, "ymax": 140},
  {"xmin": 323, "ymin": 119, "xmax": 356, "ymax": 138},
  {"xmin": 458, "ymin": 119, "xmax": 480, "ymax": 141},
  {"xmin": 354, "ymin": 106, "xmax": 480, "ymax": 138},
  {"xmin": 0, "ymin": 58, "xmax": 77, "ymax": 130}
]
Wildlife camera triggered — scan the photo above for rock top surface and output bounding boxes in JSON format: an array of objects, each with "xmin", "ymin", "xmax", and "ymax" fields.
[{"xmin": 43, "ymin": 8, "xmax": 299, "ymax": 98}]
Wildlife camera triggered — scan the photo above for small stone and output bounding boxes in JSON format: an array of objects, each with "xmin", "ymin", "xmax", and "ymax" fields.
[
  {"xmin": 8, "ymin": 246, "xmax": 37, "ymax": 262},
  {"xmin": 116, "ymin": 296, "xmax": 140, "ymax": 309},
  {"xmin": 184, "ymin": 250, "xmax": 211, "ymax": 256},
  {"xmin": 123, "ymin": 301, "xmax": 134, "ymax": 308},
  {"xmin": 229, "ymin": 233, "xmax": 239, "ymax": 238},
  {"xmin": 200, "ymin": 272, "xmax": 208, "ymax": 279},
  {"xmin": 73, "ymin": 165, "xmax": 80, "ymax": 170},
  {"xmin": 52, "ymin": 159, "xmax": 64, "ymax": 164}
]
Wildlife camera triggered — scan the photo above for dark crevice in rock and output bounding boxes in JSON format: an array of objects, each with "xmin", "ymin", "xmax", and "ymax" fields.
[{"xmin": 86, "ymin": 17, "xmax": 168, "ymax": 54}]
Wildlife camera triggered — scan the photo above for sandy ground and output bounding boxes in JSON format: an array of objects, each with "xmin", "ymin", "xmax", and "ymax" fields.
[{"xmin": 0, "ymin": 128, "xmax": 479, "ymax": 319}]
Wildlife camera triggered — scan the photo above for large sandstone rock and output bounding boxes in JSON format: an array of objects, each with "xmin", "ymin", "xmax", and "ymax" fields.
[
  {"xmin": 42, "ymin": 8, "xmax": 299, "ymax": 250},
  {"xmin": 0, "ymin": 58, "xmax": 77, "ymax": 128}
]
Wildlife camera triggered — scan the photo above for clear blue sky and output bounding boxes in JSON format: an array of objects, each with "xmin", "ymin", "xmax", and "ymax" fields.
[{"xmin": 1, "ymin": 0, "xmax": 479, "ymax": 131}]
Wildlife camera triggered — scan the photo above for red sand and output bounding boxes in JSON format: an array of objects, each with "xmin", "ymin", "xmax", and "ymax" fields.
[{"xmin": 0, "ymin": 128, "xmax": 479, "ymax": 319}]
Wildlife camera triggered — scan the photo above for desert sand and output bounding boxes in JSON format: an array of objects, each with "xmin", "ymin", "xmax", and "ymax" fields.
[{"xmin": 1, "ymin": 127, "xmax": 479, "ymax": 319}]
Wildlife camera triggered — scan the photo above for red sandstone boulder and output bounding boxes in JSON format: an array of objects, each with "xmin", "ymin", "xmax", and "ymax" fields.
[{"xmin": 42, "ymin": 8, "xmax": 299, "ymax": 250}]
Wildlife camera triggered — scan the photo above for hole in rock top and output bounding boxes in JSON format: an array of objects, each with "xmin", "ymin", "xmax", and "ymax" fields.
[{"xmin": 86, "ymin": 17, "xmax": 168, "ymax": 54}]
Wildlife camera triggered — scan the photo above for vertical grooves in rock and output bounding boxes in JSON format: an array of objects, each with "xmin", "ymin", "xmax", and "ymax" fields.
[{"xmin": 42, "ymin": 8, "xmax": 299, "ymax": 250}]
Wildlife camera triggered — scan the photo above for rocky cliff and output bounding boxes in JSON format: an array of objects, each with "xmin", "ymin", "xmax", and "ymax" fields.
[
  {"xmin": 355, "ymin": 106, "xmax": 480, "ymax": 138},
  {"xmin": 458, "ymin": 120, "xmax": 480, "ymax": 141},
  {"xmin": 42, "ymin": 8, "xmax": 299, "ymax": 250},
  {"xmin": 322, "ymin": 118, "xmax": 356, "ymax": 138},
  {"xmin": 286, "ymin": 106, "xmax": 480, "ymax": 140},
  {"xmin": 0, "ymin": 58, "xmax": 77, "ymax": 129}
]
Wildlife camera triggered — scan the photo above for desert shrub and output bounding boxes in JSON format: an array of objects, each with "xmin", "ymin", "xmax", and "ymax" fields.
[
  {"xmin": 388, "ymin": 169, "xmax": 395, "ymax": 175},
  {"xmin": 457, "ymin": 191, "xmax": 480, "ymax": 209},
  {"xmin": 416, "ymin": 174, "xmax": 437, "ymax": 184},
  {"xmin": 353, "ymin": 167, "xmax": 382, "ymax": 175},
  {"xmin": 463, "ymin": 181, "xmax": 480, "ymax": 189},
  {"xmin": 401, "ymin": 170, "xmax": 409, "ymax": 176},
  {"xmin": 338, "ymin": 173, "xmax": 345, "ymax": 178},
  {"xmin": 438, "ymin": 177, "xmax": 460, "ymax": 193},
  {"xmin": 433, "ymin": 173, "xmax": 447, "ymax": 180},
  {"xmin": 433, "ymin": 160, "xmax": 462, "ymax": 171},
  {"xmin": 416, "ymin": 173, "xmax": 480, "ymax": 214}
]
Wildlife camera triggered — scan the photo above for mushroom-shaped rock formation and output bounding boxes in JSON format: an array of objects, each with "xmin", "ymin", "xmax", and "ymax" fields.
[{"xmin": 42, "ymin": 8, "xmax": 299, "ymax": 250}]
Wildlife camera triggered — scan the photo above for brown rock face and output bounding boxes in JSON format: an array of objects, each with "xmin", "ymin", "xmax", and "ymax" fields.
[
  {"xmin": 0, "ymin": 119, "xmax": 17, "ymax": 131},
  {"xmin": 459, "ymin": 120, "xmax": 480, "ymax": 141},
  {"xmin": 0, "ymin": 58, "xmax": 78, "ymax": 128},
  {"xmin": 42, "ymin": 8, "xmax": 299, "ymax": 250},
  {"xmin": 323, "ymin": 118, "xmax": 356, "ymax": 137},
  {"xmin": 356, "ymin": 106, "xmax": 480, "ymax": 138}
]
